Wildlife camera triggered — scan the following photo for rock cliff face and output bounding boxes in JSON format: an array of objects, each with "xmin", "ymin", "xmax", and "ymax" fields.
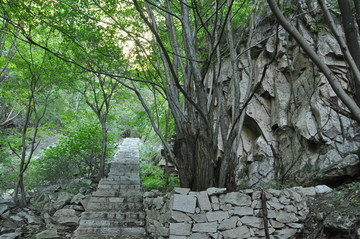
[{"xmin": 220, "ymin": 2, "xmax": 360, "ymax": 187}]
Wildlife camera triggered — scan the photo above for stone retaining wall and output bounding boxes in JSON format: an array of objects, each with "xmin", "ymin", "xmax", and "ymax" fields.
[{"xmin": 143, "ymin": 186, "xmax": 332, "ymax": 239}]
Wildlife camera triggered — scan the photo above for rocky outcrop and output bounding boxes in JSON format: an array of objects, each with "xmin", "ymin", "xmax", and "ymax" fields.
[
  {"xmin": 144, "ymin": 186, "xmax": 332, "ymax": 239},
  {"xmin": 215, "ymin": 1, "xmax": 360, "ymax": 187}
]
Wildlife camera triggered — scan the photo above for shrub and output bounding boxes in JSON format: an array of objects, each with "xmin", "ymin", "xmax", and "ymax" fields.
[{"xmin": 28, "ymin": 123, "xmax": 114, "ymax": 187}]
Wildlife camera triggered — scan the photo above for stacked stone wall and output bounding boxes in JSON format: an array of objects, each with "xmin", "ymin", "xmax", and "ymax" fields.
[{"xmin": 143, "ymin": 186, "xmax": 332, "ymax": 239}]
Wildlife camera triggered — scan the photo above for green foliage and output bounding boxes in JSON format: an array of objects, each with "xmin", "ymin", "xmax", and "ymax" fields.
[
  {"xmin": 27, "ymin": 122, "xmax": 115, "ymax": 188},
  {"xmin": 139, "ymin": 140, "xmax": 179, "ymax": 191},
  {"xmin": 140, "ymin": 162, "xmax": 179, "ymax": 191}
]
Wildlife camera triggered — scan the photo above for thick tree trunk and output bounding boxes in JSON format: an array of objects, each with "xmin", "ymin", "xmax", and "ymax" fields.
[{"xmin": 173, "ymin": 128, "xmax": 217, "ymax": 190}]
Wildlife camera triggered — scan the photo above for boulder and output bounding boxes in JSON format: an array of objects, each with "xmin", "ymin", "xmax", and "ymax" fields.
[
  {"xmin": 35, "ymin": 228, "xmax": 59, "ymax": 239},
  {"xmin": 53, "ymin": 192, "xmax": 73, "ymax": 210},
  {"xmin": 324, "ymin": 212, "xmax": 360, "ymax": 232},
  {"xmin": 0, "ymin": 231, "xmax": 22, "ymax": 239},
  {"xmin": 70, "ymin": 193, "xmax": 85, "ymax": 205},
  {"xmin": 53, "ymin": 208, "xmax": 79, "ymax": 226}
]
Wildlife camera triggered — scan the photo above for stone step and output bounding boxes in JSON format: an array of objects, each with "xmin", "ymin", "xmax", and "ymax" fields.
[
  {"xmin": 74, "ymin": 226, "xmax": 146, "ymax": 237},
  {"xmin": 88, "ymin": 195, "xmax": 143, "ymax": 203},
  {"xmin": 73, "ymin": 227, "xmax": 122, "ymax": 236},
  {"xmin": 92, "ymin": 190, "xmax": 143, "ymax": 197},
  {"xmin": 86, "ymin": 202, "xmax": 143, "ymax": 212},
  {"xmin": 99, "ymin": 179, "xmax": 141, "ymax": 185},
  {"xmin": 105, "ymin": 176, "xmax": 140, "ymax": 181},
  {"xmin": 122, "ymin": 227, "xmax": 146, "ymax": 237},
  {"xmin": 97, "ymin": 184, "xmax": 142, "ymax": 190},
  {"xmin": 107, "ymin": 172, "xmax": 139, "ymax": 177},
  {"xmin": 81, "ymin": 211, "xmax": 145, "ymax": 221},
  {"xmin": 79, "ymin": 219, "xmax": 145, "ymax": 228}
]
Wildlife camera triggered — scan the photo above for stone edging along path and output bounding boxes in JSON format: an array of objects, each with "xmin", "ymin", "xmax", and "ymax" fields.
[
  {"xmin": 143, "ymin": 185, "xmax": 333, "ymax": 239},
  {"xmin": 73, "ymin": 138, "xmax": 146, "ymax": 239}
]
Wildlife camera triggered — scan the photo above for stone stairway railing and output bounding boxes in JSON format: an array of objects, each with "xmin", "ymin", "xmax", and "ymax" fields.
[{"xmin": 73, "ymin": 138, "xmax": 146, "ymax": 239}]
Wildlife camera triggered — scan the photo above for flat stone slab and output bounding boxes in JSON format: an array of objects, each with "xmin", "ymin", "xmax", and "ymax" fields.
[
  {"xmin": 170, "ymin": 223, "xmax": 192, "ymax": 236},
  {"xmin": 172, "ymin": 194, "xmax": 197, "ymax": 214},
  {"xmin": 192, "ymin": 222, "xmax": 218, "ymax": 233}
]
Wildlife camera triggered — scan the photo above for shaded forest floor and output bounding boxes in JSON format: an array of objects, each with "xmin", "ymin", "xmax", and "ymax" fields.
[{"xmin": 301, "ymin": 181, "xmax": 360, "ymax": 239}]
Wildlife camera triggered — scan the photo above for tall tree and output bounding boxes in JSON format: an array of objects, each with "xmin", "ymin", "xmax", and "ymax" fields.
[
  {"xmin": 9, "ymin": 45, "xmax": 53, "ymax": 207},
  {"xmin": 80, "ymin": 73, "xmax": 118, "ymax": 181},
  {"xmin": 131, "ymin": 0, "xmax": 259, "ymax": 190}
]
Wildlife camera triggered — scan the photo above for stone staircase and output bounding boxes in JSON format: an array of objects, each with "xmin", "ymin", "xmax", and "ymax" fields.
[{"xmin": 73, "ymin": 138, "xmax": 146, "ymax": 239}]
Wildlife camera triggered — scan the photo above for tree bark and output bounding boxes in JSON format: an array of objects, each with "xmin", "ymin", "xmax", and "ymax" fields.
[{"xmin": 337, "ymin": 0, "xmax": 360, "ymax": 106}]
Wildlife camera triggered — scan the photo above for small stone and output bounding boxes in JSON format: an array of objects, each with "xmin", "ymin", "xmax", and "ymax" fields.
[
  {"xmin": 218, "ymin": 217, "xmax": 238, "ymax": 230},
  {"xmin": 143, "ymin": 191, "xmax": 155, "ymax": 197},
  {"xmin": 291, "ymin": 186, "xmax": 316, "ymax": 197},
  {"xmin": 210, "ymin": 195, "xmax": 219, "ymax": 203},
  {"xmin": 192, "ymin": 222, "xmax": 218, "ymax": 233},
  {"xmin": 240, "ymin": 189, "xmax": 254, "ymax": 194},
  {"xmin": 224, "ymin": 192, "xmax": 251, "ymax": 206},
  {"xmin": 197, "ymin": 191, "xmax": 212, "ymax": 211},
  {"xmin": 222, "ymin": 226, "xmax": 250, "ymax": 239},
  {"xmin": 233, "ymin": 206, "xmax": 254, "ymax": 216},
  {"xmin": 172, "ymin": 194, "xmax": 197, "ymax": 214},
  {"xmin": 267, "ymin": 201, "xmax": 284, "ymax": 210},
  {"xmin": 70, "ymin": 193, "xmax": 85, "ymax": 204},
  {"xmin": 220, "ymin": 204, "xmax": 233, "ymax": 211},
  {"xmin": 276, "ymin": 211, "xmax": 298, "ymax": 223},
  {"xmin": 270, "ymin": 219, "xmax": 285, "ymax": 228},
  {"xmin": 273, "ymin": 228, "xmax": 297, "ymax": 238},
  {"xmin": 287, "ymin": 222, "xmax": 304, "ymax": 229},
  {"xmin": 267, "ymin": 210, "xmax": 277, "ymax": 218},
  {"xmin": 170, "ymin": 223, "xmax": 192, "ymax": 236},
  {"xmin": 206, "ymin": 211, "xmax": 229, "ymax": 222},
  {"xmin": 284, "ymin": 205, "xmax": 297, "ymax": 213},
  {"xmin": 189, "ymin": 213, "xmax": 207, "ymax": 223},
  {"xmin": 206, "ymin": 187, "xmax": 226, "ymax": 196},
  {"xmin": 254, "ymin": 227, "xmax": 276, "ymax": 236},
  {"xmin": 209, "ymin": 232, "xmax": 220, "ymax": 239},
  {"xmin": 169, "ymin": 236, "xmax": 187, "ymax": 239},
  {"xmin": 211, "ymin": 203, "xmax": 220, "ymax": 211},
  {"xmin": 251, "ymin": 200, "xmax": 262, "ymax": 209},
  {"xmin": 36, "ymin": 228, "xmax": 59, "ymax": 239},
  {"xmin": 10, "ymin": 215, "xmax": 24, "ymax": 225},
  {"xmin": 315, "ymin": 185, "xmax": 333, "ymax": 194},
  {"xmin": 288, "ymin": 190, "xmax": 302, "ymax": 202},
  {"xmin": 0, "ymin": 204, "xmax": 9, "ymax": 215},
  {"xmin": 268, "ymin": 189, "xmax": 281, "ymax": 197},
  {"xmin": 174, "ymin": 188, "xmax": 191, "ymax": 195},
  {"xmin": 240, "ymin": 216, "xmax": 264, "ymax": 228},
  {"xmin": 278, "ymin": 196, "xmax": 290, "ymax": 205},
  {"xmin": 252, "ymin": 191, "xmax": 261, "ymax": 200},
  {"xmin": 190, "ymin": 233, "xmax": 209, "ymax": 239},
  {"xmin": 171, "ymin": 211, "xmax": 192, "ymax": 222}
]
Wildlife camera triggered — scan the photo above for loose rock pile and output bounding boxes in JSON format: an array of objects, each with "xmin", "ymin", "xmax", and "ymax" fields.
[
  {"xmin": 0, "ymin": 178, "xmax": 94, "ymax": 239},
  {"xmin": 144, "ymin": 185, "xmax": 333, "ymax": 239}
]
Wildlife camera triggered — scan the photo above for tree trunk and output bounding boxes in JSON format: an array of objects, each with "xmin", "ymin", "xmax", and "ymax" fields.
[
  {"xmin": 98, "ymin": 121, "xmax": 107, "ymax": 181},
  {"xmin": 173, "ymin": 125, "xmax": 217, "ymax": 191},
  {"xmin": 337, "ymin": 0, "xmax": 360, "ymax": 106}
]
